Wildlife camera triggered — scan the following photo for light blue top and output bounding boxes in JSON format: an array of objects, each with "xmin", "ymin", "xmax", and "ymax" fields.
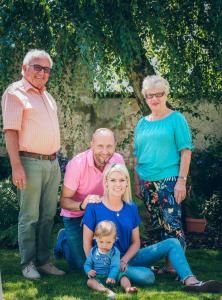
[
  {"xmin": 84, "ymin": 245, "xmax": 120, "ymax": 280},
  {"xmin": 134, "ymin": 111, "xmax": 194, "ymax": 181}
]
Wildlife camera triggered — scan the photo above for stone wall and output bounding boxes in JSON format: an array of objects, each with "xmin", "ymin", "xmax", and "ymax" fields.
[
  {"xmin": 72, "ymin": 98, "xmax": 221, "ymax": 166},
  {"xmin": 1, "ymin": 69, "xmax": 222, "ymax": 166}
]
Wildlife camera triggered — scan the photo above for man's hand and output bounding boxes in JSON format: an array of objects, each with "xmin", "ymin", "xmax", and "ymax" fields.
[
  {"xmin": 12, "ymin": 164, "xmax": 26, "ymax": 189},
  {"xmin": 174, "ymin": 180, "xmax": 186, "ymax": 204},
  {"xmin": 81, "ymin": 195, "xmax": 102, "ymax": 210},
  {"xmin": 87, "ymin": 270, "xmax": 96, "ymax": 278},
  {"xmin": 106, "ymin": 278, "xmax": 116, "ymax": 284}
]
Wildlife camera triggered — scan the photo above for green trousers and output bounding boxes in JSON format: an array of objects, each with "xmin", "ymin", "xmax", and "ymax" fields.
[{"xmin": 18, "ymin": 156, "xmax": 61, "ymax": 268}]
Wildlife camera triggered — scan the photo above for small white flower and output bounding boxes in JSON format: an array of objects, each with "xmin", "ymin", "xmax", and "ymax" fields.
[
  {"xmin": 204, "ymin": 3, "xmax": 211, "ymax": 13},
  {"xmin": 151, "ymin": 57, "xmax": 158, "ymax": 66},
  {"xmin": 127, "ymin": 86, "xmax": 134, "ymax": 93},
  {"xmin": 187, "ymin": 68, "xmax": 193, "ymax": 75}
]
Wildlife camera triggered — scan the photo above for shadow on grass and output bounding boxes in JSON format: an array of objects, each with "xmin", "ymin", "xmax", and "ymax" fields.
[{"xmin": 1, "ymin": 249, "xmax": 222, "ymax": 300}]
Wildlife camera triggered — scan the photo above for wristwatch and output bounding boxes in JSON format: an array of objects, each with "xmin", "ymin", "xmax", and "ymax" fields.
[
  {"xmin": 79, "ymin": 201, "xmax": 85, "ymax": 211},
  {"xmin": 178, "ymin": 176, "xmax": 187, "ymax": 181}
]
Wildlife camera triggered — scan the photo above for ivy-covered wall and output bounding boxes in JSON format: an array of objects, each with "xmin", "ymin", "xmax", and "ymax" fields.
[{"xmin": 1, "ymin": 64, "xmax": 221, "ymax": 165}]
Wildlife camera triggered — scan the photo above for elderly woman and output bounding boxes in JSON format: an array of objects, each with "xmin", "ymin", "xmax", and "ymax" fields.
[
  {"xmin": 134, "ymin": 75, "xmax": 193, "ymax": 272},
  {"xmin": 83, "ymin": 163, "xmax": 221, "ymax": 292}
]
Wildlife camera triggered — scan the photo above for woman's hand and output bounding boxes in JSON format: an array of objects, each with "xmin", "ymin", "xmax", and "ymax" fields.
[
  {"xmin": 87, "ymin": 270, "xmax": 96, "ymax": 278},
  {"xmin": 135, "ymin": 183, "xmax": 142, "ymax": 199},
  {"xmin": 174, "ymin": 180, "xmax": 186, "ymax": 204},
  {"xmin": 120, "ymin": 259, "xmax": 128, "ymax": 272},
  {"xmin": 106, "ymin": 278, "xmax": 116, "ymax": 284},
  {"xmin": 82, "ymin": 195, "xmax": 102, "ymax": 210}
]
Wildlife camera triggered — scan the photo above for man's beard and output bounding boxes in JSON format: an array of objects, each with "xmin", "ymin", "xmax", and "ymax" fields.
[{"xmin": 95, "ymin": 155, "xmax": 110, "ymax": 167}]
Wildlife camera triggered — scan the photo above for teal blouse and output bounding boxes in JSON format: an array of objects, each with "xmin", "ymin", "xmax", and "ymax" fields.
[{"xmin": 134, "ymin": 111, "xmax": 194, "ymax": 181}]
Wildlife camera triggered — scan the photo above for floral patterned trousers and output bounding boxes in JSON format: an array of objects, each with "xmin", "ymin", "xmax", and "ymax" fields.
[{"xmin": 140, "ymin": 177, "xmax": 186, "ymax": 249}]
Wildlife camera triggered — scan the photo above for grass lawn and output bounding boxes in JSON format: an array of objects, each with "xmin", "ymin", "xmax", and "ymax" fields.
[{"xmin": 1, "ymin": 247, "xmax": 222, "ymax": 300}]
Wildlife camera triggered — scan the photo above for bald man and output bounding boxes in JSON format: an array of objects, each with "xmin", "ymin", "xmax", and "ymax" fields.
[{"xmin": 54, "ymin": 128, "xmax": 124, "ymax": 269}]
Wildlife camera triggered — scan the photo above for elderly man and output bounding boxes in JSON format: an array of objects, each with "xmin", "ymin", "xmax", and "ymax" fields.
[
  {"xmin": 1, "ymin": 49, "xmax": 64, "ymax": 279},
  {"xmin": 54, "ymin": 128, "xmax": 124, "ymax": 269}
]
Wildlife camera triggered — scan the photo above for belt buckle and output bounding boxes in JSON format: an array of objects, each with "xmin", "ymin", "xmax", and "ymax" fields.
[{"xmin": 51, "ymin": 153, "xmax": 56, "ymax": 161}]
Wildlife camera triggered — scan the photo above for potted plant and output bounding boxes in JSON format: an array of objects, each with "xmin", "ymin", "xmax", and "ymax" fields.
[{"xmin": 184, "ymin": 195, "xmax": 207, "ymax": 233}]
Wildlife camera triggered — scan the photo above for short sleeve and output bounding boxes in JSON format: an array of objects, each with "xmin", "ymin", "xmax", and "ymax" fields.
[
  {"xmin": 133, "ymin": 118, "xmax": 143, "ymax": 157},
  {"xmin": 114, "ymin": 154, "xmax": 125, "ymax": 164},
  {"xmin": 131, "ymin": 203, "xmax": 141, "ymax": 229},
  {"xmin": 2, "ymin": 92, "xmax": 24, "ymax": 130},
  {"xmin": 63, "ymin": 158, "xmax": 81, "ymax": 191},
  {"xmin": 82, "ymin": 204, "xmax": 97, "ymax": 232},
  {"xmin": 174, "ymin": 113, "xmax": 194, "ymax": 151}
]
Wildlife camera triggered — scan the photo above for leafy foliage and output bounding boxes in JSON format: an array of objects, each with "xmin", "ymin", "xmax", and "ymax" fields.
[
  {"xmin": 204, "ymin": 192, "xmax": 222, "ymax": 233},
  {"xmin": 185, "ymin": 141, "xmax": 222, "ymax": 224},
  {"xmin": 190, "ymin": 141, "xmax": 222, "ymax": 198},
  {"xmin": 0, "ymin": 156, "xmax": 11, "ymax": 180},
  {"xmin": 0, "ymin": 0, "xmax": 221, "ymax": 114},
  {"xmin": 0, "ymin": 178, "xmax": 18, "ymax": 230},
  {"xmin": 0, "ymin": 179, "xmax": 18, "ymax": 247}
]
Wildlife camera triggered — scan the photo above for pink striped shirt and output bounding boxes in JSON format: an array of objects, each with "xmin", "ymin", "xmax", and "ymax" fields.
[{"xmin": 1, "ymin": 78, "xmax": 60, "ymax": 154}]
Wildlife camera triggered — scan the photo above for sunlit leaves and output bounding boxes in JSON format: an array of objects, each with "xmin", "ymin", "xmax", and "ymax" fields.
[{"xmin": 0, "ymin": 0, "xmax": 221, "ymax": 112}]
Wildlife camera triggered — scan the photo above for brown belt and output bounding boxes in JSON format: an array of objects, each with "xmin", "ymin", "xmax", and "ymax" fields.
[{"xmin": 20, "ymin": 151, "xmax": 57, "ymax": 161}]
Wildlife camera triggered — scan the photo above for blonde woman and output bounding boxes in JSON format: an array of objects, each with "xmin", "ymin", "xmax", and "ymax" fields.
[{"xmin": 83, "ymin": 163, "xmax": 222, "ymax": 293}]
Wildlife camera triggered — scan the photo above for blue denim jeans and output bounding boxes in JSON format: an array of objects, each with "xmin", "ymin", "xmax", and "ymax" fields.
[
  {"xmin": 63, "ymin": 216, "xmax": 86, "ymax": 269},
  {"xmin": 126, "ymin": 238, "xmax": 193, "ymax": 286}
]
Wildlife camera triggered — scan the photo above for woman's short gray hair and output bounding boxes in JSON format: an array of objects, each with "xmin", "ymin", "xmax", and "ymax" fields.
[
  {"xmin": 142, "ymin": 75, "xmax": 170, "ymax": 97},
  {"xmin": 21, "ymin": 49, "xmax": 53, "ymax": 76}
]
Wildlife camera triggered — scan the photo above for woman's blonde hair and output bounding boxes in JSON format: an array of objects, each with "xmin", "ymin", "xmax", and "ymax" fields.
[
  {"xmin": 142, "ymin": 75, "xmax": 170, "ymax": 97},
  {"xmin": 103, "ymin": 163, "xmax": 132, "ymax": 203},
  {"xmin": 94, "ymin": 220, "xmax": 117, "ymax": 239}
]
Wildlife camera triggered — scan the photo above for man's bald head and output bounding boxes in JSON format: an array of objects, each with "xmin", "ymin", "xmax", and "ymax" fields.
[
  {"xmin": 92, "ymin": 128, "xmax": 115, "ymax": 143},
  {"xmin": 91, "ymin": 128, "xmax": 116, "ymax": 170}
]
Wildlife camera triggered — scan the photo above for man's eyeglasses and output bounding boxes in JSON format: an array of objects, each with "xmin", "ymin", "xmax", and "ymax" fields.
[
  {"xmin": 29, "ymin": 64, "xmax": 51, "ymax": 74},
  {"xmin": 145, "ymin": 92, "xmax": 165, "ymax": 99}
]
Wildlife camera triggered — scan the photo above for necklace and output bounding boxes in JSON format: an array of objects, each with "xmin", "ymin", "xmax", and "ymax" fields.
[
  {"xmin": 116, "ymin": 205, "xmax": 124, "ymax": 217},
  {"xmin": 103, "ymin": 198, "xmax": 123, "ymax": 217}
]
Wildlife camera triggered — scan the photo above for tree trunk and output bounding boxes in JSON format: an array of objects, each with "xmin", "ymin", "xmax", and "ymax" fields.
[{"xmin": 127, "ymin": 59, "xmax": 154, "ymax": 115}]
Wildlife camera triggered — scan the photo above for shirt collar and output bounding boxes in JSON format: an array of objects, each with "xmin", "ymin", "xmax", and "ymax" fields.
[
  {"xmin": 22, "ymin": 77, "xmax": 46, "ymax": 93},
  {"xmin": 87, "ymin": 149, "xmax": 96, "ymax": 167}
]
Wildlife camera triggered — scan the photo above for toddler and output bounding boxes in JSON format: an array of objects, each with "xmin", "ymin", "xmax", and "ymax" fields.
[{"xmin": 84, "ymin": 220, "xmax": 137, "ymax": 298}]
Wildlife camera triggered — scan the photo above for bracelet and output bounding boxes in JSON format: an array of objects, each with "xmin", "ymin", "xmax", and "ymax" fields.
[
  {"xmin": 178, "ymin": 176, "xmax": 187, "ymax": 181},
  {"xmin": 79, "ymin": 201, "xmax": 85, "ymax": 211},
  {"xmin": 120, "ymin": 259, "xmax": 127, "ymax": 264}
]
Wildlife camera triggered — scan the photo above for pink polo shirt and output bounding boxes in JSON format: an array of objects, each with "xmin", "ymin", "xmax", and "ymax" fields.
[
  {"xmin": 1, "ymin": 78, "xmax": 60, "ymax": 154},
  {"xmin": 61, "ymin": 149, "xmax": 125, "ymax": 218}
]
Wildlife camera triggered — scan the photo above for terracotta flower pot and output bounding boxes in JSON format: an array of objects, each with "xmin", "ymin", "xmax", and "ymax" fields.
[{"xmin": 185, "ymin": 217, "xmax": 207, "ymax": 233}]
